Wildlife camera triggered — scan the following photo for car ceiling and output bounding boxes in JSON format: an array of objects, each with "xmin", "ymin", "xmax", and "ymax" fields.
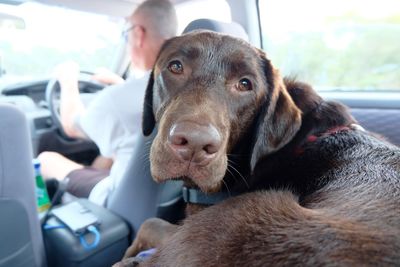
[{"xmin": 33, "ymin": 0, "xmax": 193, "ymax": 18}]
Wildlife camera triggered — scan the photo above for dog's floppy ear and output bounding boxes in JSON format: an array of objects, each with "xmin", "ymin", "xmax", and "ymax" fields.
[
  {"xmin": 142, "ymin": 38, "xmax": 177, "ymax": 136},
  {"xmin": 250, "ymin": 53, "xmax": 302, "ymax": 170},
  {"xmin": 142, "ymin": 70, "xmax": 155, "ymax": 136}
]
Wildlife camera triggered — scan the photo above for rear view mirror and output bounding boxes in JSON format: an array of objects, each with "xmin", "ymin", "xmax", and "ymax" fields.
[{"xmin": 0, "ymin": 12, "xmax": 25, "ymax": 29}]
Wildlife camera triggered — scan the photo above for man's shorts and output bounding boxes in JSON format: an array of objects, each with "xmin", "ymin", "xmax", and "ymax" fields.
[{"xmin": 65, "ymin": 167, "xmax": 110, "ymax": 198}]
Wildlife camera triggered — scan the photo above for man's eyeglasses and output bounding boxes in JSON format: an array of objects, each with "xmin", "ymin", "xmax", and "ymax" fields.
[
  {"xmin": 121, "ymin": 25, "xmax": 145, "ymax": 42},
  {"xmin": 121, "ymin": 25, "xmax": 137, "ymax": 42}
]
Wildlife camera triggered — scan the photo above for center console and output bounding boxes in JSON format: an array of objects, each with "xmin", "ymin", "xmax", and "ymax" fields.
[{"xmin": 43, "ymin": 199, "xmax": 130, "ymax": 267}]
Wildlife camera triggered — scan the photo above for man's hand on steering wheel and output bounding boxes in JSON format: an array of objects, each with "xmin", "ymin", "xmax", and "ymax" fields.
[
  {"xmin": 46, "ymin": 61, "xmax": 105, "ymax": 140},
  {"xmin": 54, "ymin": 61, "xmax": 80, "ymax": 91}
]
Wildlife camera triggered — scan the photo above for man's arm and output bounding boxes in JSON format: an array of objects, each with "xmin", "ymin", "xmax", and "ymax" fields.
[
  {"xmin": 56, "ymin": 63, "xmax": 124, "ymax": 139},
  {"xmin": 56, "ymin": 62, "xmax": 87, "ymax": 139},
  {"xmin": 92, "ymin": 67, "xmax": 125, "ymax": 85}
]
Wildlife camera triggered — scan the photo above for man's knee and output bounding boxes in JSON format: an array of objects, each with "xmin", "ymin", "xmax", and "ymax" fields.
[
  {"xmin": 37, "ymin": 151, "xmax": 63, "ymax": 179},
  {"xmin": 37, "ymin": 151, "xmax": 62, "ymax": 164},
  {"xmin": 37, "ymin": 151, "xmax": 82, "ymax": 180}
]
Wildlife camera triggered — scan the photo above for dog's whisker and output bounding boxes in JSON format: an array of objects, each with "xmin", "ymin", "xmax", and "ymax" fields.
[
  {"xmin": 227, "ymin": 155, "xmax": 246, "ymax": 164},
  {"xmin": 226, "ymin": 166, "xmax": 239, "ymax": 184},
  {"xmin": 228, "ymin": 164, "xmax": 250, "ymax": 189},
  {"xmin": 145, "ymin": 140, "xmax": 153, "ymax": 147},
  {"xmin": 141, "ymin": 160, "xmax": 151, "ymax": 174},
  {"xmin": 140, "ymin": 152, "xmax": 151, "ymax": 171},
  {"xmin": 222, "ymin": 180, "xmax": 232, "ymax": 197},
  {"xmin": 227, "ymin": 159, "xmax": 239, "ymax": 166},
  {"xmin": 227, "ymin": 153, "xmax": 243, "ymax": 157},
  {"xmin": 140, "ymin": 151, "xmax": 150, "ymax": 161},
  {"xmin": 139, "ymin": 159, "xmax": 146, "ymax": 173},
  {"xmin": 227, "ymin": 159, "xmax": 240, "ymax": 170}
]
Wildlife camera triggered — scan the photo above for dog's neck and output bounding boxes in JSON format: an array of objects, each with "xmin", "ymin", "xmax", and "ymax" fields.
[
  {"xmin": 247, "ymin": 88, "xmax": 358, "ymax": 197},
  {"xmin": 181, "ymin": 80, "xmax": 357, "ymax": 209},
  {"xmin": 185, "ymin": 202, "xmax": 208, "ymax": 216},
  {"xmin": 227, "ymin": 80, "xmax": 357, "ymax": 193}
]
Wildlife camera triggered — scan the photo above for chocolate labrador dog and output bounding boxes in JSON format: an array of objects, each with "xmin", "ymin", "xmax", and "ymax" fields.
[{"xmin": 116, "ymin": 31, "xmax": 400, "ymax": 266}]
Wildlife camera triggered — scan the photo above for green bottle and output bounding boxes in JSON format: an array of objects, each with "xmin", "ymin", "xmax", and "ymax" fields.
[{"xmin": 33, "ymin": 159, "xmax": 51, "ymax": 213}]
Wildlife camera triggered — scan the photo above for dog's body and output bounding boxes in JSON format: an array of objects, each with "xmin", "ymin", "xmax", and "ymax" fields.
[{"xmin": 118, "ymin": 31, "xmax": 400, "ymax": 266}]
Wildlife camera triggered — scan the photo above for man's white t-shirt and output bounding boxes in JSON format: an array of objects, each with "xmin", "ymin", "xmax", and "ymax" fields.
[{"xmin": 78, "ymin": 72, "xmax": 150, "ymax": 206}]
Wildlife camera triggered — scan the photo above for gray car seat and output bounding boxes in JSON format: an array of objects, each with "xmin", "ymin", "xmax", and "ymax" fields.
[
  {"xmin": 107, "ymin": 18, "xmax": 249, "ymax": 238},
  {"xmin": 183, "ymin": 18, "xmax": 248, "ymax": 41},
  {"xmin": 0, "ymin": 104, "xmax": 47, "ymax": 267}
]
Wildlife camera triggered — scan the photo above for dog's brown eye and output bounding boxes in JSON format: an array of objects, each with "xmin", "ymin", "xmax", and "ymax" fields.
[
  {"xmin": 237, "ymin": 78, "xmax": 252, "ymax": 91},
  {"xmin": 168, "ymin": 60, "xmax": 184, "ymax": 74}
]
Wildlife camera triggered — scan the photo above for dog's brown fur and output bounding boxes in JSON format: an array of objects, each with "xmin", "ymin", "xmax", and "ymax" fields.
[{"xmin": 119, "ymin": 31, "xmax": 400, "ymax": 266}]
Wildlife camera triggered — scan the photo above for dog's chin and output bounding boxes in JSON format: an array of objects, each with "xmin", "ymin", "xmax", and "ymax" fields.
[
  {"xmin": 152, "ymin": 173, "xmax": 225, "ymax": 193},
  {"xmin": 182, "ymin": 175, "xmax": 225, "ymax": 194},
  {"xmin": 150, "ymin": 150, "xmax": 228, "ymax": 193},
  {"xmin": 151, "ymin": 169, "xmax": 226, "ymax": 194}
]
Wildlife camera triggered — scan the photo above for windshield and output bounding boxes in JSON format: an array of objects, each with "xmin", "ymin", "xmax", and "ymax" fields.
[
  {"xmin": 0, "ymin": 2, "xmax": 123, "ymax": 88},
  {"xmin": 258, "ymin": 0, "xmax": 400, "ymax": 91}
]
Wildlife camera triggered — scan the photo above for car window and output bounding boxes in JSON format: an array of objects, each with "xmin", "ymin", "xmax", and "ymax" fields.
[
  {"xmin": 0, "ymin": 2, "xmax": 123, "ymax": 88},
  {"xmin": 258, "ymin": 0, "xmax": 400, "ymax": 91}
]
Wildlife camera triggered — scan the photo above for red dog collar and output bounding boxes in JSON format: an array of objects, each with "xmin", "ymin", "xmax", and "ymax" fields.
[{"xmin": 294, "ymin": 124, "xmax": 365, "ymax": 156}]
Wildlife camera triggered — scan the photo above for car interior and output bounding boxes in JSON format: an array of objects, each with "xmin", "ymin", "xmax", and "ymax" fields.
[{"xmin": 0, "ymin": 0, "xmax": 399, "ymax": 266}]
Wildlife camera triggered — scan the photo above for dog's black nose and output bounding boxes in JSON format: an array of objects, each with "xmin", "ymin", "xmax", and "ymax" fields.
[{"xmin": 168, "ymin": 121, "xmax": 222, "ymax": 165}]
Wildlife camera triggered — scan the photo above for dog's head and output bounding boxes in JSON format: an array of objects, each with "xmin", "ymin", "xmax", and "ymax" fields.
[{"xmin": 143, "ymin": 31, "xmax": 301, "ymax": 193}]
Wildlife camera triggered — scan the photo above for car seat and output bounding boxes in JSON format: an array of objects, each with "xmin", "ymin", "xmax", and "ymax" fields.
[
  {"xmin": 106, "ymin": 18, "xmax": 249, "ymax": 238},
  {"xmin": 0, "ymin": 104, "xmax": 47, "ymax": 267}
]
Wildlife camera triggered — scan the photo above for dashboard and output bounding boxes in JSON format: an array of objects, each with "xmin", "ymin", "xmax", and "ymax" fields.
[
  {"xmin": 0, "ymin": 80, "xmax": 100, "ymax": 160},
  {"xmin": 2, "ymin": 80, "xmax": 51, "ymax": 106}
]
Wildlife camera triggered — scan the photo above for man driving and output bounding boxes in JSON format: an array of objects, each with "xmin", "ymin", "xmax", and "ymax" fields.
[{"xmin": 38, "ymin": 0, "xmax": 178, "ymax": 206}]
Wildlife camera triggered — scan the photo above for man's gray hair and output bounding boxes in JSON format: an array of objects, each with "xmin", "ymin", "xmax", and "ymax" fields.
[{"xmin": 134, "ymin": 0, "xmax": 178, "ymax": 39}]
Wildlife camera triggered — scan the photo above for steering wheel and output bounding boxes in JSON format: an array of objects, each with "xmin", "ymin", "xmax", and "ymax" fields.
[{"xmin": 45, "ymin": 71, "xmax": 105, "ymax": 139}]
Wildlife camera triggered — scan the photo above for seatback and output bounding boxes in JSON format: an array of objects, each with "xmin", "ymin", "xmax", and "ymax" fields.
[
  {"xmin": 183, "ymin": 18, "xmax": 248, "ymax": 41},
  {"xmin": 107, "ymin": 19, "xmax": 248, "ymax": 238},
  {"xmin": 0, "ymin": 104, "xmax": 46, "ymax": 267},
  {"xmin": 107, "ymin": 129, "xmax": 184, "ymax": 237}
]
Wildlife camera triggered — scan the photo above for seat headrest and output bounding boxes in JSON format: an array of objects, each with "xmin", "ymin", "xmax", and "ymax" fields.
[{"xmin": 182, "ymin": 18, "xmax": 248, "ymax": 41}]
